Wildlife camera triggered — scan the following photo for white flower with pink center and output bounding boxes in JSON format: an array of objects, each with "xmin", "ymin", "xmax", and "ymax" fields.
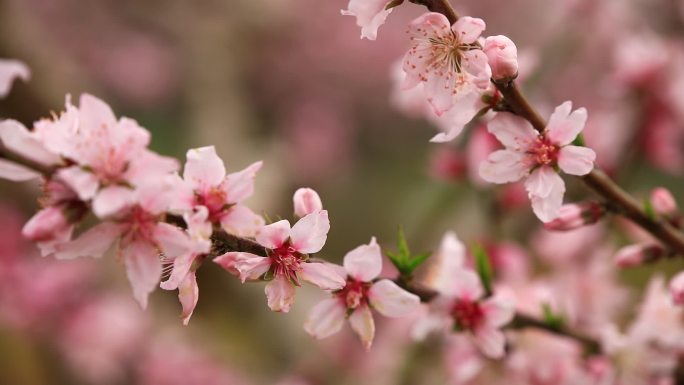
[
  {"xmin": 214, "ymin": 208, "xmax": 345, "ymax": 313},
  {"xmin": 53, "ymin": 180, "xmax": 198, "ymax": 309},
  {"xmin": 173, "ymin": 146, "xmax": 264, "ymax": 238},
  {"xmin": 303, "ymin": 238, "xmax": 420, "ymax": 349},
  {"xmin": 440, "ymin": 269, "xmax": 515, "ymax": 358},
  {"xmin": 479, "ymin": 102, "xmax": 596, "ymax": 222},
  {"xmin": 341, "ymin": 0, "xmax": 394, "ymax": 41},
  {"xmin": 402, "ymin": 13, "xmax": 491, "ymax": 117}
]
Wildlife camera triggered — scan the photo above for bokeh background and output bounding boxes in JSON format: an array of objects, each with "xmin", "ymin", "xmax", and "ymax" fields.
[{"xmin": 1, "ymin": 0, "xmax": 684, "ymax": 384}]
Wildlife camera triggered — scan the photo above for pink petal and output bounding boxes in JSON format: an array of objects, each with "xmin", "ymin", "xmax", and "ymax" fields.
[
  {"xmin": 424, "ymin": 71, "xmax": 458, "ymax": 115},
  {"xmin": 0, "ymin": 59, "xmax": 30, "ymax": 98},
  {"xmin": 443, "ymin": 269, "xmax": 484, "ymax": 300},
  {"xmin": 481, "ymin": 296, "xmax": 515, "ymax": 328},
  {"xmin": 472, "ymin": 326, "xmax": 506, "ymax": 359},
  {"xmin": 0, "ymin": 119, "xmax": 60, "ymax": 166},
  {"xmin": 217, "ymin": 252, "xmax": 271, "ymax": 282},
  {"xmin": 349, "ymin": 304, "xmax": 375, "ymax": 350},
  {"xmin": 303, "ymin": 298, "xmax": 346, "ymax": 339},
  {"xmin": 122, "ymin": 239, "xmax": 162, "ymax": 309},
  {"xmin": 293, "ymin": 187, "xmax": 323, "ymax": 217},
  {"xmin": 78, "ymin": 94, "xmax": 117, "ymax": 133},
  {"xmin": 430, "ymin": 90, "xmax": 482, "ymax": 143},
  {"xmin": 182, "ymin": 146, "xmax": 226, "ymax": 191},
  {"xmin": 0, "ymin": 158, "xmax": 40, "ymax": 181},
  {"xmin": 153, "ymin": 223, "xmax": 193, "ymax": 258},
  {"xmin": 525, "ymin": 167, "xmax": 566, "ymax": 222},
  {"xmin": 558, "ymin": 145, "xmax": 596, "ymax": 176},
  {"xmin": 461, "ymin": 50, "xmax": 492, "ymax": 87},
  {"xmin": 56, "ymin": 166, "xmax": 99, "ymax": 201},
  {"xmin": 341, "ymin": 0, "xmax": 392, "ymax": 40},
  {"xmin": 479, "ymin": 149, "xmax": 529, "ymax": 183},
  {"xmin": 368, "ymin": 279, "xmax": 420, "ymax": 317},
  {"xmin": 219, "ymin": 205, "xmax": 265, "ymax": 238},
  {"xmin": 343, "ymin": 237, "xmax": 382, "ymax": 282},
  {"xmin": 222, "ymin": 161, "xmax": 263, "ymax": 204},
  {"xmin": 299, "ymin": 262, "xmax": 346, "ymax": 290},
  {"xmin": 255, "ymin": 220, "xmax": 291, "ymax": 249},
  {"xmin": 54, "ymin": 222, "xmax": 123, "ymax": 260},
  {"xmin": 125, "ymin": 151, "xmax": 179, "ymax": 187},
  {"xmin": 92, "ymin": 185, "xmax": 136, "ymax": 218},
  {"xmin": 290, "ymin": 210, "xmax": 330, "ymax": 254},
  {"xmin": 451, "ymin": 16, "xmax": 486, "ymax": 44},
  {"xmin": 423, "ymin": 232, "xmax": 467, "ymax": 292},
  {"xmin": 178, "ymin": 271, "xmax": 199, "ymax": 325},
  {"xmin": 160, "ymin": 253, "xmax": 195, "ymax": 291},
  {"xmin": 265, "ymin": 275, "xmax": 296, "ymax": 313},
  {"xmin": 546, "ymin": 101, "xmax": 588, "ymax": 146},
  {"xmin": 487, "ymin": 112, "xmax": 538, "ymax": 151}
]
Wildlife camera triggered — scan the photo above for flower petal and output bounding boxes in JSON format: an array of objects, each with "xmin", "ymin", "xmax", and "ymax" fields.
[
  {"xmin": 216, "ymin": 252, "xmax": 271, "ymax": 282},
  {"xmin": 153, "ymin": 222, "xmax": 193, "ymax": 258},
  {"xmin": 183, "ymin": 146, "xmax": 226, "ymax": 191},
  {"xmin": 0, "ymin": 158, "xmax": 40, "ymax": 181},
  {"xmin": 472, "ymin": 327, "xmax": 506, "ymax": 359},
  {"xmin": 451, "ymin": 16, "xmax": 486, "ymax": 44},
  {"xmin": 179, "ymin": 271, "xmax": 199, "ymax": 325},
  {"xmin": 160, "ymin": 253, "xmax": 195, "ymax": 291},
  {"xmin": 92, "ymin": 185, "xmax": 136, "ymax": 219},
  {"xmin": 290, "ymin": 210, "xmax": 330, "ymax": 254},
  {"xmin": 343, "ymin": 237, "xmax": 382, "ymax": 282},
  {"xmin": 54, "ymin": 222, "xmax": 123, "ymax": 260},
  {"xmin": 293, "ymin": 187, "xmax": 324, "ymax": 217},
  {"xmin": 255, "ymin": 220, "xmax": 291, "ymax": 249},
  {"xmin": 341, "ymin": 0, "xmax": 393, "ymax": 40},
  {"xmin": 479, "ymin": 149, "xmax": 529, "ymax": 183},
  {"xmin": 525, "ymin": 167, "xmax": 566, "ymax": 222},
  {"xmin": 487, "ymin": 112, "xmax": 538, "ymax": 151},
  {"xmin": 0, "ymin": 119, "xmax": 60, "ymax": 165},
  {"xmin": 123, "ymin": 239, "xmax": 162, "ymax": 309},
  {"xmin": 56, "ymin": 166, "xmax": 99, "ymax": 201},
  {"xmin": 546, "ymin": 101, "xmax": 588, "ymax": 146},
  {"xmin": 481, "ymin": 296, "xmax": 515, "ymax": 328},
  {"xmin": 219, "ymin": 205, "xmax": 265, "ymax": 238},
  {"xmin": 558, "ymin": 145, "xmax": 596, "ymax": 176},
  {"xmin": 349, "ymin": 304, "xmax": 375, "ymax": 350},
  {"xmin": 222, "ymin": 161, "xmax": 263, "ymax": 204},
  {"xmin": 300, "ymin": 262, "xmax": 346, "ymax": 290},
  {"xmin": 0, "ymin": 59, "xmax": 30, "ymax": 98},
  {"xmin": 368, "ymin": 279, "xmax": 420, "ymax": 317},
  {"xmin": 265, "ymin": 275, "xmax": 296, "ymax": 313},
  {"xmin": 303, "ymin": 298, "xmax": 346, "ymax": 339}
]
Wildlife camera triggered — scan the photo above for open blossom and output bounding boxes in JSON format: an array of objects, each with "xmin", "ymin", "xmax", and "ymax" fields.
[
  {"xmin": 0, "ymin": 59, "xmax": 30, "ymax": 98},
  {"xmin": 53, "ymin": 180, "xmax": 196, "ymax": 309},
  {"xmin": 341, "ymin": 0, "xmax": 394, "ymax": 41},
  {"xmin": 479, "ymin": 102, "xmax": 596, "ymax": 222},
  {"xmin": 37, "ymin": 94, "xmax": 178, "ymax": 219},
  {"xmin": 402, "ymin": 13, "xmax": 491, "ymax": 118},
  {"xmin": 214, "ymin": 201, "xmax": 345, "ymax": 312},
  {"xmin": 172, "ymin": 146, "xmax": 264, "ymax": 237},
  {"xmin": 303, "ymin": 238, "xmax": 420, "ymax": 349}
]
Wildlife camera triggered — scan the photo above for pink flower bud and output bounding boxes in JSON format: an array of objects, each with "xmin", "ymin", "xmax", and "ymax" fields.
[
  {"xmin": 484, "ymin": 35, "xmax": 519, "ymax": 81},
  {"xmin": 650, "ymin": 187, "xmax": 678, "ymax": 218},
  {"xmin": 544, "ymin": 202, "xmax": 605, "ymax": 231},
  {"xmin": 614, "ymin": 243, "xmax": 664, "ymax": 268},
  {"xmin": 22, "ymin": 206, "xmax": 69, "ymax": 241},
  {"xmin": 669, "ymin": 271, "xmax": 684, "ymax": 305},
  {"xmin": 293, "ymin": 188, "xmax": 323, "ymax": 217}
]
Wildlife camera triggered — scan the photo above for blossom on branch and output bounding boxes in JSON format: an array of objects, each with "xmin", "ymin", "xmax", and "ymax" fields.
[
  {"xmin": 480, "ymin": 102, "xmax": 596, "ymax": 222},
  {"xmin": 304, "ymin": 237, "xmax": 420, "ymax": 349},
  {"xmin": 341, "ymin": 0, "xmax": 395, "ymax": 40}
]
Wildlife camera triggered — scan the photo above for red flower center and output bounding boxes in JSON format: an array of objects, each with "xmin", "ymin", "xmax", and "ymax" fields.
[
  {"xmin": 451, "ymin": 299, "xmax": 485, "ymax": 330},
  {"xmin": 529, "ymin": 136, "xmax": 560, "ymax": 167},
  {"xmin": 196, "ymin": 187, "xmax": 230, "ymax": 221},
  {"xmin": 271, "ymin": 244, "xmax": 303, "ymax": 285},
  {"xmin": 337, "ymin": 279, "xmax": 370, "ymax": 310}
]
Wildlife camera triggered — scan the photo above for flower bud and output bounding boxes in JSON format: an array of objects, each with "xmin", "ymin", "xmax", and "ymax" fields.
[
  {"xmin": 22, "ymin": 206, "xmax": 68, "ymax": 241},
  {"xmin": 669, "ymin": 271, "xmax": 684, "ymax": 305},
  {"xmin": 544, "ymin": 202, "xmax": 605, "ymax": 231},
  {"xmin": 484, "ymin": 35, "xmax": 519, "ymax": 81},
  {"xmin": 650, "ymin": 187, "xmax": 678, "ymax": 219},
  {"xmin": 293, "ymin": 188, "xmax": 323, "ymax": 217},
  {"xmin": 614, "ymin": 243, "xmax": 664, "ymax": 268}
]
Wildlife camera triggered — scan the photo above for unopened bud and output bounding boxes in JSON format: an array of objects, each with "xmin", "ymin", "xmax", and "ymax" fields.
[
  {"xmin": 650, "ymin": 187, "xmax": 678, "ymax": 220},
  {"xmin": 293, "ymin": 188, "xmax": 323, "ymax": 217},
  {"xmin": 614, "ymin": 243, "xmax": 665, "ymax": 268},
  {"xmin": 669, "ymin": 271, "xmax": 684, "ymax": 305},
  {"xmin": 484, "ymin": 35, "xmax": 519, "ymax": 81},
  {"xmin": 22, "ymin": 206, "xmax": 68, "ymax": 241},
  {"xmin": 544, "ymin": 202, "xmax": 605, "ymax": 231}
]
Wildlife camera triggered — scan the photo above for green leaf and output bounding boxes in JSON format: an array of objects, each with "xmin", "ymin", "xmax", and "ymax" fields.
[
  {"xmin": 643, "ymin": 198, "xmax": 657, "ymax": 221},
  {"xmin": 541, "ymin": 303, "xmax": 565, "ymax": 330},
  {"xmin": 472, "ymin": 243, "xmax": 493, "ymax": 297},
  {"xmin": 407, "ymin": 252, "xmax": 431, "ymax": 271},
  {"xmin": 396, "ymin": 227, "xmax": 411, "ymax": 264},
  {"xmin": 571, "ymin": 133, "xmax": 585, "ymax": 147},
  {"xmin": 387, "ymin": 227, "xmax": 432, "ymax": 276}
]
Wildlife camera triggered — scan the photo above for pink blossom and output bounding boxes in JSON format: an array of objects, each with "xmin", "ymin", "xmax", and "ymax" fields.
[
  {"xmin": 402, "ymin": 13, "xmax": 491, "ymax": 118},
  {"xmin": 544, "ymin": 202, "xmax": 605, "ymax": 231},
  {"xmin": 669, "ymin": 271, "xmax": 684, "ymax": 306},
  {"xmin": 614, "ymin": 243, "xmax": 664, "ymax": 268},
  {"xmin": 479, "ymin": 102, "xmax": 595, "ymax": 222},
  {"xmin": 0, "ymin": 59, "xmax": 30, "ymax": 98},
  {"xmin": 173, "ymin": 146, "xmax": 264, "ymax": 237},
  {"xmin": 293, "ymin": 187, "xmax": 323, "ymax": 217},
  {"xmin": 304, "ymin": 238, "xmax": 420, "ymax": 349},
  {"xmin": 54, "ymin": 181, "xmax": 197, "ymax": 308},
  {"xmin": 0, "ymin": 119, "xmax": 62, "ymax": 181},
  {"xmin": 484, "ymin": 35, "xmax": 518, "ymax": 80},
  {"xmin": 214, "ymin": 209, "xmax": 345, "ymax": 312},
  {"xmin": 341, "ymin": 0, "xmax": 393, "ymax": 41},
  {"xmin": 650, "ymin": 187, "xmax": 678, "ymax": 221}
]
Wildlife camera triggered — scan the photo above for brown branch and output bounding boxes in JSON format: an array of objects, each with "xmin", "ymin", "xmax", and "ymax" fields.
[{"xmin": 510, "ymin": 313, "xmax": 601, "ymax": 355}]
